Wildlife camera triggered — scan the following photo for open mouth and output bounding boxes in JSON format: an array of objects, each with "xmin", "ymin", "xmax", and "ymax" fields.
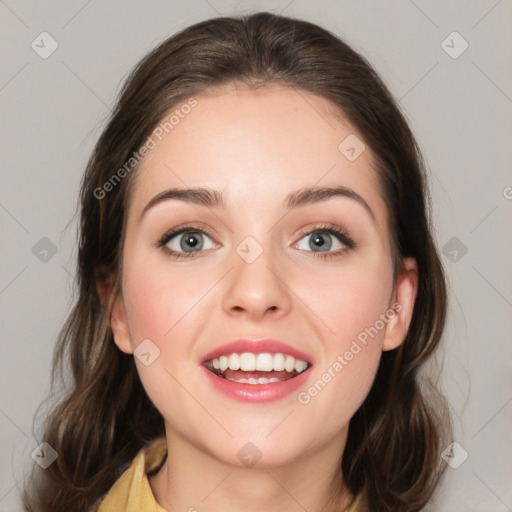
[{"xmin": 203, "ymin": 352, "xmax": 311, "ymax": 384}]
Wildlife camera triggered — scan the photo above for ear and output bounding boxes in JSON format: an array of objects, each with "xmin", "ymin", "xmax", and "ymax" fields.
[
  {"xmin": 95, "ymin": 265, "xmax": 133, "ymax": 355},
  {"xmin": 110, "ymin": 292, "xmax": 133, "ymax": 355},
  {"xmin": 382, "ymin": 257, "xmax": 418, "ymax": 352}
]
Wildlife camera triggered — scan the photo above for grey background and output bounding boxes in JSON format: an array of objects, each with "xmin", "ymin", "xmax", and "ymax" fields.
[{"xmin": 1, "ymin": 1, "xmax": 511, "ymax": 510}]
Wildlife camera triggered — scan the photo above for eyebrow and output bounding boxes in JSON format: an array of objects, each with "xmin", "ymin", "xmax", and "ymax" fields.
[{"xmin": 139, "ymin": 185, "xmax": 375, "ymax": 222}]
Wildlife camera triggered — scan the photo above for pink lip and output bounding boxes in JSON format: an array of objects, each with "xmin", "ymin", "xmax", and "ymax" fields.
[
  {"xmin": 201, "ymin": 364, "xmax": 312, "ymax": 403},
  {"xmin": 200, "ymin": 338, "xmax": 313, "ymax": 364}
]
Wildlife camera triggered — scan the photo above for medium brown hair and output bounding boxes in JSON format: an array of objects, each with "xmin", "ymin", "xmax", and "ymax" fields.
[{"xmin": 22, "ymin": 12, "xmax": 451, "ymax": 511}]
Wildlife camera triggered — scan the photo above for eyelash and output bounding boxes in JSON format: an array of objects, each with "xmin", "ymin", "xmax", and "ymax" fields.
[{"xmin": 156, "ymin": 223, "xmax": 357, "ymax": 261}]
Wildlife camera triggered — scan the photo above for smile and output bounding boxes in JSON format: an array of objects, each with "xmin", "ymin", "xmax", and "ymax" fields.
[
  {"xmin": 204, "ymin": 352, "xmax": 310, "ymax": 384},
  {"xmin": 200, "ymin": 338, "xmax": 313, "ymax": 402}
]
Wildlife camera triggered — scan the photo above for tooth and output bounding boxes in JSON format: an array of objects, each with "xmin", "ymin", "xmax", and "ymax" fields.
[
  {"xmin": 273, "ymin": 353, "xmax": 285, "ymax": 371},
  {"xmin": 295, "ymin": 360, "xmax": 308, "ymax": 373},
  {"xmin": 219, "ymin": 355, "xmax": 229, "ymax": 371},
  {"xmin": 285, "ymin": 355, "xmax": 296, "ymax": 372},
  {"xmin": 256, "ymin": 353, "xmax": 273, "ymax": 371},
  {"xmin": 211, "ymin": 352, "xmax": 309, "ymax": 375},
  {"xmin": 257, "ymin": 377, "xmax": 269, "ymax": 384},
  {"xmin": 240, "ymin": 353, "xmax": 256, "ymax": 371},
  {"xmin": 269, "ymin": 377, "xmax": 280, "ymax": 383},
  {"xmin": 248, "ymin": 378, "xmax": 258, "ymax": 384},
  {"xmin": 228, "ymin": 353, "xmax": 240, "ymax": 370}
]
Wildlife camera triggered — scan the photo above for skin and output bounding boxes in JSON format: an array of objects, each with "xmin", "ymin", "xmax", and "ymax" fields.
[{"xmin": 105, "ymin": 83, "xmax": 418, "ymax": 512}]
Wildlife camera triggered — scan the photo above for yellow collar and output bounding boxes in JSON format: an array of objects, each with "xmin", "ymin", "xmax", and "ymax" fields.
[{"xmin": 97, "ymin": 437, "xmax": 167, "ymax": 512}]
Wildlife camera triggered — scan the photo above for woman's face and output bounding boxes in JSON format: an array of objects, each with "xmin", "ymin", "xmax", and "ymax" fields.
[{"xmin": 110, "ymin": 84, "xmax": 417, "ymax": 468}]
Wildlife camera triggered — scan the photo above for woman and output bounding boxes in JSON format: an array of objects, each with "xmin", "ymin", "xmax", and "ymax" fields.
[{"xmin": 23, "ymin": 12, "xmax": 451, "ymax": 512}]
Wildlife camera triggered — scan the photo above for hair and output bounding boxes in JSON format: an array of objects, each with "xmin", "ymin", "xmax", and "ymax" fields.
[{"xmin": 22, "ymin": 11, "xmax": 451, "ymax": 512}]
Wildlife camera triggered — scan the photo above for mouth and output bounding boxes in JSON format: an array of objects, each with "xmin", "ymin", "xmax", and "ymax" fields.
[{"xmin": 203, "ymin": 352, "xmax": 311, "ymax": 384}]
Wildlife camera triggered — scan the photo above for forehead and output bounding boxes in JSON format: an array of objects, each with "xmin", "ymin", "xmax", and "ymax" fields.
[{"xmin": 128, "ymin": 84, "xmax": 388, "ymax": 226}]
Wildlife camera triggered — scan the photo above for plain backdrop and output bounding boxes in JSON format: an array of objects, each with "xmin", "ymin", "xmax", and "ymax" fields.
[{"xmin": 1, "ymin": 1, "xmax": 511, "ymax": 511}]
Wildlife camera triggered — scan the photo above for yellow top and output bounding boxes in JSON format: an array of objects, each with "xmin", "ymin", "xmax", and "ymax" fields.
[
  {"xmin": 97, "ymin": 437, "xmax": 168, "ymax": 512},
  {"xmin": 97, "ymin": 436, "xmax": 361, "ymax": 511}
]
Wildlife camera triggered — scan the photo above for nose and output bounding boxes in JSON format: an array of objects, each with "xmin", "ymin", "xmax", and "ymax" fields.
[{"xmin": 221, "ymin": 239, "xmax": 292, "ymax": 322}]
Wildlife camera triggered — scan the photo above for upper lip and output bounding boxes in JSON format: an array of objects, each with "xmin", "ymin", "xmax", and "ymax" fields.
[{"xmin": 200, "ymin": 338, "xmax": 313, "ymax": 365}]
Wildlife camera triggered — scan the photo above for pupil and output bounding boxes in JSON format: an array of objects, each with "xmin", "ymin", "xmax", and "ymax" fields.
[
  {"xmin": 182, "ymin": 232, "xmax": 202, "ymax": 252},
  {"xmin": 311, "ymin": 232, "xmax": 331, "ymax": 252}
]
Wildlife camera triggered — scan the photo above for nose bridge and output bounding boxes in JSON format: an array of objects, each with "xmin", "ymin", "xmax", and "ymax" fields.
[{"xmin": 222, "ymin": 231, "xmax": 291, "ymax": 318}]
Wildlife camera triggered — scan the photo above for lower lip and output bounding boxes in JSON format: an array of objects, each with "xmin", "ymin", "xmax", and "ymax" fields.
[{"xmin": 202, "ymin": 366, "xmax": 312, "ymax": 403}]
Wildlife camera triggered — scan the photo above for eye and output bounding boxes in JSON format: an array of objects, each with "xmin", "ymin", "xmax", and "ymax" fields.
[
  {"xmin": 157, "ymin": 225, "xmax": 217, "ymax": 259},
  {"xmin": 157, "ymin": 222, "xmax": 356, "ymax": 261},
  {"xmin": 294, "ymin": 224, "xmax": 356, "ymax": 259}
]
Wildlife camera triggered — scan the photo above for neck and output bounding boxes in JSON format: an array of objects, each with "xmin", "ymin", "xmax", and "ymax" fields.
[{"xmin": 149, "ymin": 425, "xmax": 354, "ymax": 512}]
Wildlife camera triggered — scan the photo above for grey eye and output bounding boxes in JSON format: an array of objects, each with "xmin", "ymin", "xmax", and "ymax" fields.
[
  {"xmin": 296, "ymin": 231, "xmax": 345, "ymax": 252},
  {"xmin": 165, "ymin": 231, "xmax": 215, "ymax": 253}
]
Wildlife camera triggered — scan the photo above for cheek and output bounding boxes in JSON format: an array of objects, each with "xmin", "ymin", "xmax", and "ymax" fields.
[
  {"xmin": 309, "ymin": 254, "xmax": 393, "ymax": 344},
  {"xmin": 121, "ymin": 249, "xmax": 212, "ymax": 384},
  {"xmin": 120, "ymin": 255, "xmax": 209, "ymax": 429},
  {"xmin": 123, "ymin": 277, "xmax": 169, "ymax": 345},
  {"xmin": 122, "ymin": 251, "xmax": 197, "ymax": 344},
  {"xmin": 296, "ymin": 254, "xmax": 392, "ymax": 419}
]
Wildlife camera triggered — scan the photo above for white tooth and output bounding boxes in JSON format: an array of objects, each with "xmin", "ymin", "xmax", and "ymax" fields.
[
  {"xmin": 257, "ymin": 377, "xmax": 269, "ymax": 384},
  {"xmin": 228, "ymin": 353, "xmax": 240, "ymax": 370},
  {"xmin": 212, "ymin": 358, "xmax": 220, "ymax": 369},
  {"xmin": 295, "ymin": 359, "xmax": 308, "ymax": 373},
  {"xmin": 219, "ymin": 355, "xmax": 229, "ymax": 371},
  {"xmin": 256, "ymin": 353, "xmax": 273, "ymax": 371},
  {"xmin": 273, "ymin": 353, "xmax": 285, "ymax": 371},
  {"xmin": 285, "ymin": 355, "xmax": 296, "ymax": 372},
  {"xmin": 269, "ymin": 377, "xmax": 280, "ymax": 383},
  {"xmin": 240, "ymin": 353, "xmax": 256, "ymax": 371},
  {"xmin": 248, "ymin": 378, "xmax": 258, "ymax": 384}
]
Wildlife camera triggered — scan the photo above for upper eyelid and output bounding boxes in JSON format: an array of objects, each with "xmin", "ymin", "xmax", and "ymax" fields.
[
  {"xmin": 296, "ymin": 223, "xmax": 350, "ymax": 237},
  {"xmin": 159, "ymin": 223, "xmax": 216, "ymax": 239}
]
